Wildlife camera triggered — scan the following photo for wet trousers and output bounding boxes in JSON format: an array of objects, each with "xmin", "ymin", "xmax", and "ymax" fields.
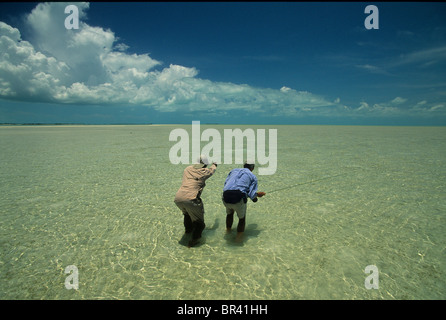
[{"xmin": 175, "ymin": 198, "xmax": 206, "ymax": 240}]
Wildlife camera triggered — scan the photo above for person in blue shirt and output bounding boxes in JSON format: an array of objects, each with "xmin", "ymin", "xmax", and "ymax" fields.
[{"xmin": 222, "ymin": 160, "xmax": 266, "ymax": 240}]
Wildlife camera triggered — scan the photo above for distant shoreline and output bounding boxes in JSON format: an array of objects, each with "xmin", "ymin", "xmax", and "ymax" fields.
[
  {"xmin": 0, "ymin": 123, "xmax": 153, "ymax": 126},
  {"xmin": 0, "ymin": 123, "xmax": 444, "ymax": 127}
]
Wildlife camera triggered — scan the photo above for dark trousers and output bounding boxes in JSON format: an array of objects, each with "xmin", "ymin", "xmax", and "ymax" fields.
[{"xmin": 184, "ymin": 214, "xmax": 205, "ymax": 240}]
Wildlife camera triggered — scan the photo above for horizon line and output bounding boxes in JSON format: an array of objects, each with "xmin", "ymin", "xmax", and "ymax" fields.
[{"xmin": 1, "ymin": 122, "xmax": 445, "ymax": 128}]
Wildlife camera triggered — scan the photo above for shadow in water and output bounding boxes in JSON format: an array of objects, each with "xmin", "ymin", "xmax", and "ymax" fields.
[
  {"xmin": 224, "ymin": 223, "xmax": 261, "ymax": 247},
  {"xmin": 178, "ymin": 232, "xmax": 192, "ymax": 247},
  {"xmin": 206, "ymin": 217, "xmax": 220, "ymax": 235},
  {"xmin": 178, "ymin": 217, "xmax": 220, "ymax": 248}
]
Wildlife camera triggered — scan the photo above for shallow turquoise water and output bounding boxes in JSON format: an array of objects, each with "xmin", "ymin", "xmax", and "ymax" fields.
[{"xmin": 0, "ymin": 125, "xmax": 445, "ymax": 299}]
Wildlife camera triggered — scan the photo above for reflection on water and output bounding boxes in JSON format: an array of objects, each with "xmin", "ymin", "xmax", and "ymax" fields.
[{"xmin": 0, "ymin": 125, "xmax": 445, "ymax": 299}]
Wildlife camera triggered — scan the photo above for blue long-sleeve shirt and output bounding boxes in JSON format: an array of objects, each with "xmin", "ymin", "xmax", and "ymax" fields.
[{"xmin": 223, "ymin": 168, "xmax": 258, "ymax": 200}]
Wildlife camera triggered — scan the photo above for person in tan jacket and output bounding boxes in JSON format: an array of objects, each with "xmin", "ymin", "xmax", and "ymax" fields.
[{"xmin": 174, "ymin": 155, "xmax": 217, "ymax": 247}]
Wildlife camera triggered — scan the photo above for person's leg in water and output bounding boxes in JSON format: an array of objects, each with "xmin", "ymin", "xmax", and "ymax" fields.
[
  {"xmin": 235, "ymin": 216, "xmax": 246, "ymax": 242},
  {"xmin": 223, "ymin": 199, "xmax": 246, "ymax": 241},
  {"xmin": 226, "ymin": 211, "xmax": 234, "ymax": 232},
  {"xmin": 223, "ymin": 199, "xmax": 235, "ymax": 233},
  {"xmin": 183, "ymin": 213, "xmax": 193, "ymax": 234},
  {"xmin": 237, "ymin": 217, "xmax": 246, "ymax": 233},
  {"xmin": 235, "ymin": 200, "xmax": 247, "ymax": 242},
  {"xmin": 189, "ymin": 219, "xmax": 205, "ymax": 247},
  {"xmin": 187, "ymin": 198, "xmax": 206, "ymax": 247}
]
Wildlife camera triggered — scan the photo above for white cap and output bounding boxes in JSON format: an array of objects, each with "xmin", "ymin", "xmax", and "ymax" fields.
[{"xmin": 196, "ymin": 154, "xmax": 209, "ymax": 165}]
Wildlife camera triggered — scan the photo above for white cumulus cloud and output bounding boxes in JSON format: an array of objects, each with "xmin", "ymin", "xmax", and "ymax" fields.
[
  {"xmin": 0, "ymin": 2, "xmax": 340, "ymax": 117},
  {"xmin": 0, "ymin": 2, "xmax": 444, "ymax": 122}
]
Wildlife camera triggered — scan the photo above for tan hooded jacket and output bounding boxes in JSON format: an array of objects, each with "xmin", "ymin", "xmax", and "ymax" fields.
[{"xmin": 174, "ymin": 163, "xmax": 217, "ymax": 202}]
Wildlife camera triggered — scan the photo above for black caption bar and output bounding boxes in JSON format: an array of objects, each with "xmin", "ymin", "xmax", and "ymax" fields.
[{"xmin": 176, "ymin": 303, "xmax": 268, "ymax": 317}]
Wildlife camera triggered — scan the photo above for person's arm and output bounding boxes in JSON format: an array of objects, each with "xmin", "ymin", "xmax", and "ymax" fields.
[
  {"xmin": 247, "ymin": 174, "xmax": 266, "ymax": 202},
  {"xmin": 251, "ymin": 191, "xmax": 266, "ymax": 203},
  {"xmin": 201, "ymin": 162, "xmax": 217, "ymax": 180},
  {"xmin": 247, "ymin": 175, "xmax": 259, "ymax": 201}
]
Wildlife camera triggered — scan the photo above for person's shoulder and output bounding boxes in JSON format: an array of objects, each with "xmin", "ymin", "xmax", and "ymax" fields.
[
  {"xmin": 245, "ymin": 168, "xmax": 257, "ymax": 180},
  {"xmin": 229, "ymin": 167, "xmax": 242, "ymax": 174},
  {"xmin": 184, "ymin": 165, "xmax": 200, "ymax": 174}
]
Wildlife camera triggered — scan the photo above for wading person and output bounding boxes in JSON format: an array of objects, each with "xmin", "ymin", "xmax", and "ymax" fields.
[
  {"xmin": 174, "ymin": 155, "xmax": 217, "ymax": 247},
  {"xmin": 222, "ymin": 160, "xmax": 266, "ymax": 241}
]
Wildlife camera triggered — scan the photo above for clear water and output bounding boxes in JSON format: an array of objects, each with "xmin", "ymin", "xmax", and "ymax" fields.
[{"xmin": 0, "ymin": 125, "xmax": 445, "ymax": 299}]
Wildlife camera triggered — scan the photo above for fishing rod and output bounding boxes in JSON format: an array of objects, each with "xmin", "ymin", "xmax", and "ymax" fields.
[{"xmin": 267, "ymin": 170, "xmax": 359, "ymax": 194}]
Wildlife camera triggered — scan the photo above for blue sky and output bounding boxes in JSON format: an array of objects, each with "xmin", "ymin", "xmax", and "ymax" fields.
[{"xmin": 0, "ymin": 2, "xmax": 445, "ymax": 125}]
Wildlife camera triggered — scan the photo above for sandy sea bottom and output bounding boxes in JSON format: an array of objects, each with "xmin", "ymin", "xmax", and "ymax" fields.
[{"xmin": 0, "ymin": 125, "xmax": 445, "ymax": 299}]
